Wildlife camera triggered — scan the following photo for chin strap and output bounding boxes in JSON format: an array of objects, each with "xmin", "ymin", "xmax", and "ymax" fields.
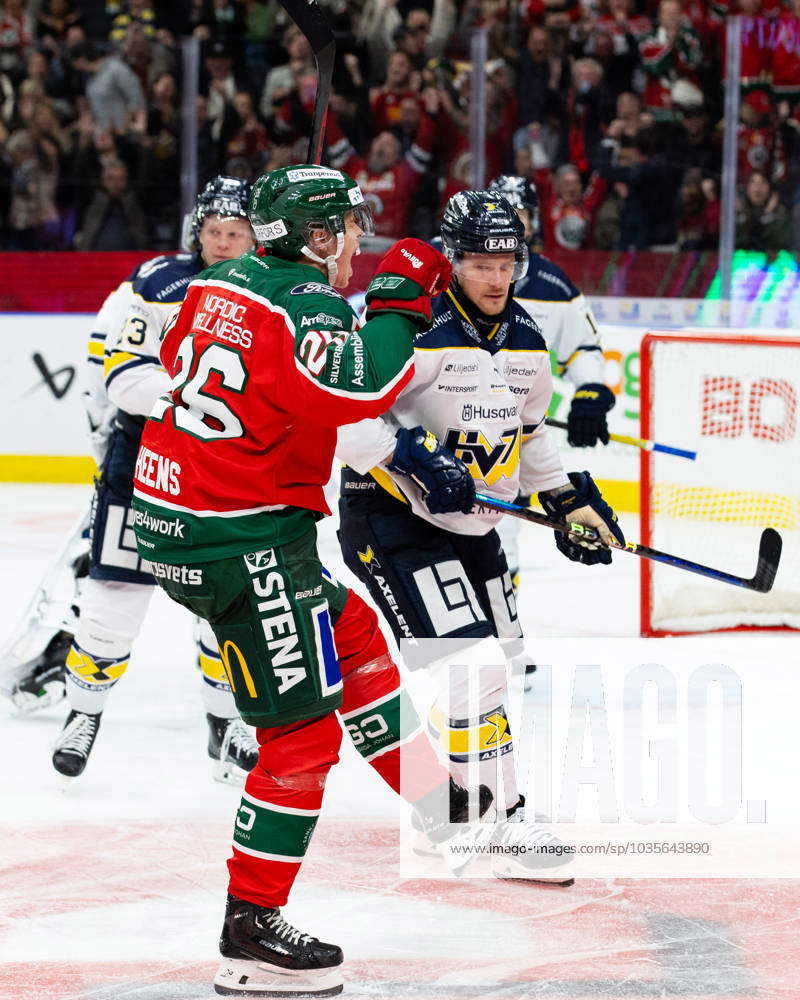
[{"xmin": 301, "ymin": 231, "xmax": 345, "ymax": 285}]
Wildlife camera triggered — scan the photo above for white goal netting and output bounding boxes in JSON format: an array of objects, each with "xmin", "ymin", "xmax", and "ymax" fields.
[{"xmin": 641, "ymin": 332, "xmax": 800, "ymax": 635}]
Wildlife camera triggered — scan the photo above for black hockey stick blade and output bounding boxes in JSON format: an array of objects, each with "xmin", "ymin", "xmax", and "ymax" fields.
[
  {"xmin": 473, "ymin": 492, "xmax": 783, "ymax": 594},
  {"xmin": 276, "ymin": 0, "xmax": 335, "ymax": 164},
  {"xmin": 751, "ymin": 527, "xmax": 782, "ymax": 594}
]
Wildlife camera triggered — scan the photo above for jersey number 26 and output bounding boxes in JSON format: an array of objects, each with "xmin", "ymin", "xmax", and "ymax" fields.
[{"xmin": 151, "ymin": 336, "xmax": 246, "ymax": 440}]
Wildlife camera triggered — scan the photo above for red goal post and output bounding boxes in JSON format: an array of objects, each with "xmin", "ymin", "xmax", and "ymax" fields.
[{"xmin": 640, "ymin": 330, "xmax": 800, "ymax": 637}]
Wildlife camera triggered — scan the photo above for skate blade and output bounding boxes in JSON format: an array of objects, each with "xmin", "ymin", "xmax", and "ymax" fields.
[
  {"xmin": 212, "ymin": 758, "xmax": 249, "ymax": 787},
  {"xmin": 10, "ymin": 681, "xmax": 66, "ymax": 715},
  {"xmin": 492, "ymin": 861, "xmax": 575, "ymax": 886},
  {"xmin": 495, "ymin": 871, "xmax": 575, "ymax": 886},
  {"xmin": 214, "ymin": 958, "xmax": 343, "ymax": 997}
]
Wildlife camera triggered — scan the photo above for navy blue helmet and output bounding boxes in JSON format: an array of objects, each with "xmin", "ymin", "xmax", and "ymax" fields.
[{"xmin": 184, "ymin": 175, "xmax": 252, "ymax": 251}]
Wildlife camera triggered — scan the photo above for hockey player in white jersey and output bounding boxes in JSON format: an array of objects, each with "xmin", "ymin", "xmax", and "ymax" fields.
[
  {"xmin": 337, "ymin": 190, "xmax": 625, "ymax": 881},
  {"xmin": 6, "ymin": 177, "xmax": 260, "ymax": 782},
  {"xmin": 0, "ymin": 284, "xmax": 145, "ymax": 714},
  {"xmin": 487, "ymin": 174, "xmax": 615, "ymax": 593},
  {"xmin": 489, "ymin": 174, "xmax": 613, "ymax": 449}
]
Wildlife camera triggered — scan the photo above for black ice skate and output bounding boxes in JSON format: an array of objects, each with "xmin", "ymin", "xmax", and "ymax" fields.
[
  {"xmin": 9, "ymin": 629, "xmax": 71, "ymax": 713},
  {"xmin": 207, "ymin": 714, "xmax": 259, "ymax": 786},
  {"xmin": 52, "ymin": 709, "xmax": 101, "ymax": 777},
  {"xmin": 214, "ymin": 894, "xmax": 343, "ymax": 997}
]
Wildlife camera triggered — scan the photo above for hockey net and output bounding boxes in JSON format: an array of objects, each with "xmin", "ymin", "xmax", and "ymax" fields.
[{"xmin": 640, "ymin": 331, "xmax": 800, "ymax": 636}]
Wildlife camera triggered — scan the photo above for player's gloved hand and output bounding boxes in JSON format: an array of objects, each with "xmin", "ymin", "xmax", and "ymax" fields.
[
  {"xmin": 365, "ymin": 238, "xmax": 452, "ymax": 329},
  {"xmin": 538, "ymin": 471, "xmax": 624, "ymax": 565},
  {"xmin": 389, "ymin": 426, "xmax": 475, "ymax": 514},
  {"xmin": 567, "ymin": 383, "xmax": 615, "ymax": 447}
]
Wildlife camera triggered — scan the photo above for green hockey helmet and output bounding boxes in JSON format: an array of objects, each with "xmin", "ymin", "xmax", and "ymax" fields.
[{"xmin": 248, "ymin": 164, "xmax": 374, "ymax": 281}]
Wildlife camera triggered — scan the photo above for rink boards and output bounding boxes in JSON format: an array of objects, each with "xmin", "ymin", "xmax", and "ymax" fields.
[{"xmin": 0, "ymin": 312, "xmax": 647, "ymax": 511}]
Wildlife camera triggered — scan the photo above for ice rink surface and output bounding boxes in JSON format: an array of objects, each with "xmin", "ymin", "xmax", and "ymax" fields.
[{"xmin": 1, "ymin": 484, "xmax": 798, "ymax": 1000}]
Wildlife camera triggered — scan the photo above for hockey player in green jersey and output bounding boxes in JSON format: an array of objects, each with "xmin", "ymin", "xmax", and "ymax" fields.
[{"xmin": 132, "ymin": 165, "xmax": 482, "ymax": 997}]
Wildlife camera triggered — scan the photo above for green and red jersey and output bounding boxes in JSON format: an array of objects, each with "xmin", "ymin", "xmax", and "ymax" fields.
[{"xmin": 132, "ymin": 252, "xmax": 416, "ymax": 562}]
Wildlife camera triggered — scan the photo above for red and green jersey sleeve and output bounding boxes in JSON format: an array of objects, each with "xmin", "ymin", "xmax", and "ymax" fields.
[{"xmin": 132, "ymin": 254, "xmax": 416, "ymax": 562}]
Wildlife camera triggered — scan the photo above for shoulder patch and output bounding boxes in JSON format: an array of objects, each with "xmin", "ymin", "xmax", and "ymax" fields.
[
  {"xmin": 133, "ymin": 255, "xmax": 201, "ymax": 303},
  {"xmin": 133, "ymin": 255, "xmax": 170, "ymax": 281},
  {"xmin": 290, "ymin": 282, "xmax": 345, "ymax": 300}
]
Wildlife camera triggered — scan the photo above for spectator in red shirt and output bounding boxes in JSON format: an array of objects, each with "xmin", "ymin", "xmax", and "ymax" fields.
[
  {"xmin": 327, "ymin": 88, "xmax": 437, "ymax": 241},
  {"xmin": 639, "ymin": 0, "xmax": 704, "ymax": 113},
  {"xmin": 718, "ymin": 0, "xmax": 771, "ymax": 90},
  {"xmin": 737, "ymin": 90, "xmax": 779, "ymax": 181},
  {"xmin": 539, "ymin": 163, "xmax": 608, "ymax": 250},
  {"xmin": 370, "ymin": 50, "xmax": 418, "ymax": 134},
  {"xmin": 773, "ymin": 0, "xmax": 800, "ymax": 111}
]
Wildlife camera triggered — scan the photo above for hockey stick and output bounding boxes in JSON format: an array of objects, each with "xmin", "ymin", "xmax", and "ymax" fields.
[
  {"xmin": 474, "ymin": 492, "xmax": 782, "ymax": 593},
  {"xmin": 276, "ymin": 0, "xmax": 336, "ymax": 165},
  {"xmin": 545, "ymin": 418, "xmax": 697, "ymax": 461}
]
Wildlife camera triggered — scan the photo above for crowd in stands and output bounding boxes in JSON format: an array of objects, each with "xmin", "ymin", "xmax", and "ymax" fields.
[{"xmin": 1, "ymin": 0, "xmax": 799, "ymax": 254}]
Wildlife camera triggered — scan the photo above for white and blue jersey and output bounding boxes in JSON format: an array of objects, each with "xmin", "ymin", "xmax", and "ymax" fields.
[
  {"xmin": 84, "ymin": 253, "xmax": 202, "ymax": 583},
  {"xmin": 513, "ymin": 253, "xmax": 604, "ymax": 388},
  {"xmin": 103, "ymin": 253, "xmax": 201, "ymax": 418},
  {"xmin": 336, "ymin": 288, "xmax": 568, "ymax": 536}
]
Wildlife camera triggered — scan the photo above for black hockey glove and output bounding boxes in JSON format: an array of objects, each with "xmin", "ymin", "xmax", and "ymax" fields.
[
  {"xmin": 538, "ymin": 471, "xmax": 624, "ymax": 565},
  {"xmin": 389, "ymin": 426, "xmax": 476, "ymax": 515},
  {"xmin": 567, "ymin": 383, "xmax": 615, "ymax": 447}
]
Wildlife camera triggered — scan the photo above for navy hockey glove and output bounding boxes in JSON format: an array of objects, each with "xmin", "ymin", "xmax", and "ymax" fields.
[
  {"xmin": 365, "ymin": 238, "xmax": 452, "ymax": 329},
  {"xmin": 389, "ymin": 426, "xmax": 475, "ymax": 515},
  {"xmin": 567, "ymin": 383, "xmax": 615, "ymax": 447},
  {"xmin": 538, "ymin": 471, "xmax": 624, "ymax": 565}
]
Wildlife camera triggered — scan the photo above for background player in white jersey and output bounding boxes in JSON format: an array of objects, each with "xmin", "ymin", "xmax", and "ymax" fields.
[
  {"xmin": 337, "ymin": 190, "xmax": 625, "ymax": 881},
  {"xmin": 0, "ymin": 280, "xmax": 152, "ymax": 715},
  {"xmin": 489, "ymin": 174, "xmax": 613, "ymax": 449},
  {"xmin": 486, "ymin": 174, "xmax": 615, "ymax": 593},
  {"xmin": 38, "ymin": 177, "xmax": 260, "ymax": 780}
]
